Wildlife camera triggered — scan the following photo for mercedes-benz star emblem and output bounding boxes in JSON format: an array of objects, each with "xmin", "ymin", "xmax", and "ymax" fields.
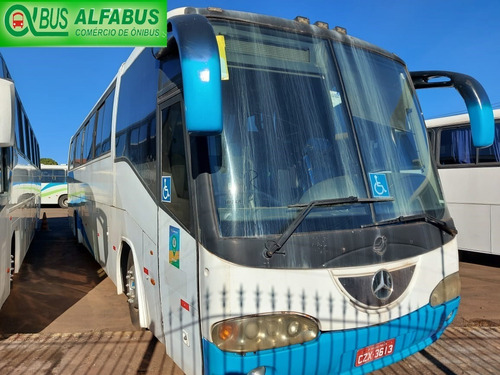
[{"xmin": 372, "ymin": 269, "xmax": 393, "ymax": 300}]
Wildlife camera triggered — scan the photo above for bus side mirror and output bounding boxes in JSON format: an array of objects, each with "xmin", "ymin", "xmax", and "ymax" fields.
[
  {"xmin": 0, "ymin": 78, "xmax": 15, "ymax": 147},
  {"xmin": 158, "ymin": 14, "xmax": 223, "ymax": 136},
  {"xmin": 411, "ymin": 71, "xmax": 494, "ymax": 148}
]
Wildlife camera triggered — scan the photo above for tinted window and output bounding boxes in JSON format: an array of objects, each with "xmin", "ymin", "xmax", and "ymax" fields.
[
  {"xmin": 54, "ymin": 169, "xmax": 65, "ymax": 182},
  {"xmin": 478, "ymin": 122, "xmax": 500, "ymax": 163},
  {"xmin": 95, "ymin": 89, "xmax": 115, "ymax": 157},
  {"xmin": 15, "ymin": 99, "xmax": 24, "ymax": 154},
  {"xmin": 24, "ymin": 116, "xmax": 31, "ymax": 160},
  {"xmin": 115, "ymin": 49, "xmax": 158, "ymax": 194},
  {"xmin": 83, "ymin": 114, "xmax": 96, "ymax": 163},
  {"xmin": 438, "ymin": 122, "xmax": 500, "ymax": 166},
  {"xmin": 41, "ymin": 169, "xmax": 52, "ymax": 183},
  {"xmin": 159, "ymin": 49, "xmax": 182, "ymax": 90},
  {"xmin": 161, "ymin": 102, "xmax": 190, "ymax": 228},
  {"xmin": 73, "ymin": 131, "xmax": 83, "ymax": 167},
  {"xmin": 69, "ymin": 139, "xmax": 75, "ymax": 168},
  {"xmin": 439, "ymin": 127, "xmax": 473, "ymax": 165}
]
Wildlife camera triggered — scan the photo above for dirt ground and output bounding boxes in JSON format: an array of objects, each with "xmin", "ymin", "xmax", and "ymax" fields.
[{"xmin": 454, "ymin": 251, "xmax": 500, "ymax": 327}]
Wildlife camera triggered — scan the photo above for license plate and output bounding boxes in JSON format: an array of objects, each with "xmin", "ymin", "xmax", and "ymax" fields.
[{"xmin": 355, "ymin": 338, "xmax": 395, "ymax": 367}]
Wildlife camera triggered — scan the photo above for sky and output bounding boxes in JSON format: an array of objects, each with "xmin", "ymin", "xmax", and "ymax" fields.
[{"xmin": 1, "ymin": 0, "xmax": 499, "ymax": 164}]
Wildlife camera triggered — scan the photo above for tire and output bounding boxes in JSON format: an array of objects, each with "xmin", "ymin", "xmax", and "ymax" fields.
[
  {"xmin": 58, "ymin": 194, "xmax": 68, "ymax": 209},
  {"xmin": 125, "ymin": 251, "xmax": 140, "ymax": 328}
]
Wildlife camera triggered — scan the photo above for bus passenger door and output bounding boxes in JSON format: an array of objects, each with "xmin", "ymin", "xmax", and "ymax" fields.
[{"xmin": 157, "ymin": 98, "xmax": 202, "ymax": 374}]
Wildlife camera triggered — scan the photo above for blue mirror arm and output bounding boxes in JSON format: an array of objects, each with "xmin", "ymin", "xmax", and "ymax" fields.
[
  {"xmin": 163, "ymin": 14, "xmax": 223, "ymax": 135},
  {"xmin": 411, "ymin": 70, "xmax": 494, "ymax": 147}
]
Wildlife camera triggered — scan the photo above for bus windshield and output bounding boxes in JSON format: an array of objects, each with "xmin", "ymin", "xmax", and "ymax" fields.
[{"xmin": 208, "ymin": 20, "xmax": 445, "ymax": 237}]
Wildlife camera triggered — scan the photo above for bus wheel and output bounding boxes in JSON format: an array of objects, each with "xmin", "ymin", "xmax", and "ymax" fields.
[
  {"xmin": 125, "ymin": 251, "xmax": 140, "ymax": 327},
  {"xmin": 58, "ymin": 194, "xmax": 68, "ymax": 209}
]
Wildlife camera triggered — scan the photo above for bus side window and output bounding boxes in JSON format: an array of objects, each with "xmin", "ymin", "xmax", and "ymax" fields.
[
  {"xmin": 439, "ymin": 127, "xmax": 473, "ymax": 165},
  {"xmin": 74, "ymin": 131, "xmax": 83, "ymax": 167},
  {"xmin": 115, "ymin": 50, "xmax": 157, "ymax": 194},
  {"xmin": 68, "ymin": 139, "xmax": 75, "ymax": 168},
  {"xmin": 161, "ymin": 101, "xmax": 190, "ymax": 229},
  {"xmin": 15, "ymin": 98, "xmax": 24, "ymax": 154},
  {"xmin": 23, "ymin": 115, "xmax": 31, "ymax": 160},
  {"xmin": 478, "ymin": 122, "xmax": 500, "ymax": 163},
  {"xmin": 83, "ymin": 114, "xmax": 96, "ymax": 163},
  {"xmin": 41, "ymin": 169, "xmax": 52, "ymax": 183},
  {"xmin": 53, "ymin": 169, "xmax": 65, "ymax": 182},
  {"xmin": 95, "ymin": 89, "xmax": 115, "ymax": 157}
]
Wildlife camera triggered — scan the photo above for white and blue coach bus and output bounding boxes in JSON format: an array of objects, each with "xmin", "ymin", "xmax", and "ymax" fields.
[
  {"xmin": 0, "ymin": 53, "xmax": 41, "ymax": 309},
  {"xmin": 67, "ymin": 8, "xmax": 494, "ymax": 375},
  {"xmin": 426, "ymin": 109, "xmax": 500, "ymax": 255},
  {"xmin": 41, "ymin": 164, "xmax": 68, "ymax": 208}
]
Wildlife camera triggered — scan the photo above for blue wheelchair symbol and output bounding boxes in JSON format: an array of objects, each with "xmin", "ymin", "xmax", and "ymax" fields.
[
  {"xmin": 162, "ymin": 176, "xmax": 171, "ymax": 203},
  {"xmin": 369, "ymin": 173, "xmax": 390, "ymax": 198}
]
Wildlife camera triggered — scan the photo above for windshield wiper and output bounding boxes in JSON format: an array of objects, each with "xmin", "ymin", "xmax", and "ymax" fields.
[
  {"xmin": 361, "ymin": 213, "xmax": 457, "ymax": 236},
  {"xmin": 264, "ymin": 196, "xmax": 394, "ymax": 258}
]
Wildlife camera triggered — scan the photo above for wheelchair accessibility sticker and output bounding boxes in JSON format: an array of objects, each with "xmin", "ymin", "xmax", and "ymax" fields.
[
  {"xmin": 162, "ymin": 176, "xmax": 171, "ymax": 203},
  {"xmin": 369, "ymin": 173, "xmax": 390, "ymax": 198}
]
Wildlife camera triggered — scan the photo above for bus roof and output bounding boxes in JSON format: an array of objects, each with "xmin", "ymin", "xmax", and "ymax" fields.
[
  {"xmin": 426, "ymin": 108, "xmax": 500, "ymax": 129},
  {"xmin": 41, "ymin": 164, "xmax": 67, "ymax": 170},
  {"xmin": 167, "ymin": 7, "xmax": 402, "ymax": 63}
]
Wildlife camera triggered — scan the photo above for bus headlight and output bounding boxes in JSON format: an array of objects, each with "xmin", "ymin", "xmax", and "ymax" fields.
[
  {"xmin": 211, "ymin": 313, "xmax": 319, "ymax": 353},
  {"xmin": 430, "ymin": 272, "xmax": 461, "ymax": 307}
]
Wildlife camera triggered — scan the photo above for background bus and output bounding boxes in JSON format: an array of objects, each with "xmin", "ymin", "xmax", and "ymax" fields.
[
  {"xmin": 426, "ymin": 108, "xmax": 500, "ymax": 255},
  {"xmin": 41, "ymin": 164, "xmax": 68, "ymax": 208},
  {"xmin": 0, "ymin": 53, "xmax": 41, "ymax": 310},
  {"xmin": 68, "ymin": 8, "xmax": 493, "ymax": 375}
]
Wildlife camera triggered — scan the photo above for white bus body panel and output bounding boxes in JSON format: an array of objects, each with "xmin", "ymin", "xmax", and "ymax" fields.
[
  {"xmin": 158, "ymin": 207, "xmax": 202, "ymax": 375},
  {"xmin": 113, "ymin": 162, "xmax": 162, "ymax": 336},
  {"xmin": 199, "ymin": 239, "xmax": 459, "ymax": 340},
  {"xmin": 0, "ymin": 208, "xmax": 11, "ymax": 306},
  {"xmin": 0, "ymin": 158, "xmax": 40, "ymax": 309},
  {"xmin": 438, "ymin": 166, "xmax": 500, "ymax": 255}
]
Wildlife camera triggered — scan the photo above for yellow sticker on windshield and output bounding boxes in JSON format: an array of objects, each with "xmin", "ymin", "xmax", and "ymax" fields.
[{"xmin": 216, "ymin": 35, "xmax": 229, "ymax": 81}]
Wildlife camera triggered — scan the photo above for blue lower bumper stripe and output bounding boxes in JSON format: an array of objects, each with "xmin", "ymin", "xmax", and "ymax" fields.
[{"xmin": 203, "ymin": 298, "xmax": 460, "ymax": 375}]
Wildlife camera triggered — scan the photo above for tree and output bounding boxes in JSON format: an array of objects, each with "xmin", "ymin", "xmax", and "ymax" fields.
[{"xmin": 40, "ymin": 158, "xmax": 58, "ymax": 165}]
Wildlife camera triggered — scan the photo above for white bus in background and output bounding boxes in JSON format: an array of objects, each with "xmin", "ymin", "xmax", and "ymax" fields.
[
  {"xmin": 426, "ymin": 108, "xmax": 500, "ymax": 255},
  {"xmin": 41, "ymin": 164, "xmax": 68, "ymax": 208},
  {"xmin": 0, "ymin": 53, "xmax": 41, "ymax": 309},
  {"xmin": 68, "ymin": 8, "xmax": 493, "ymax": 375}
]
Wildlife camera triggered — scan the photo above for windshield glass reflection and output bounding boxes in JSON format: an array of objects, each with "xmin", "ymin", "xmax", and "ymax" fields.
[{"xmin": 208, "ymin": 21, "xmax": 445, "ymax": 238}]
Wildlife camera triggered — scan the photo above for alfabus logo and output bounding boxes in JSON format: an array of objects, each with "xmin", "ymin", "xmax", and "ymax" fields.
[
  {"xmin": 5, "ymin": 4, "xmax": 69, "ymax": 37},
  {"xmin": 0, "ymin": 1, "xmax": 167, "ymax": 47}
]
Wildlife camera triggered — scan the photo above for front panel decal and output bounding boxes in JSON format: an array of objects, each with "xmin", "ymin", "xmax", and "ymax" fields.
[{"xmin": 169, "ymin": 225, "xmax": 180, "ymax": 268}]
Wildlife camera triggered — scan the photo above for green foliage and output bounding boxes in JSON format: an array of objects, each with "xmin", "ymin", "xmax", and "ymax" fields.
[{"xmin": 40, "ymin": 158, "xmax": 58, "ymax": 165}]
